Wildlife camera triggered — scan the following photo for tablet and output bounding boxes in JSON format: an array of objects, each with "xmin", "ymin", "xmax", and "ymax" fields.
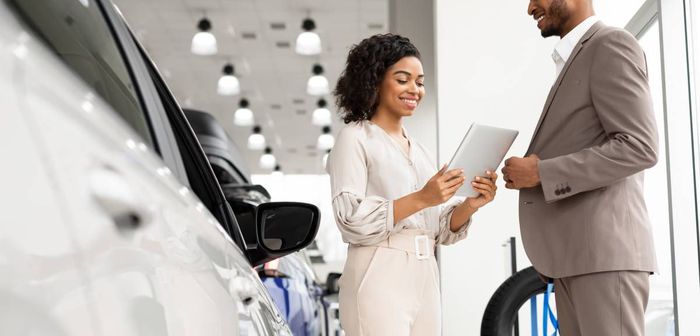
[{"xmin": 446, "ymin": 123, "xmax": 519, "ymax": 197}]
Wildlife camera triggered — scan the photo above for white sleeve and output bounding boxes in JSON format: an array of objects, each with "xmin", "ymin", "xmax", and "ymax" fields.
[
  {"xmin": 327, "ymin": 127, "xmax": 399, "ymax": 245},
  {"xmin": 435, "ymin": 200, "xmax": 471, "ymax": 245},
  {"xmin": 331, "ymin": 192, "xmax": 396, "ymax": 245}
]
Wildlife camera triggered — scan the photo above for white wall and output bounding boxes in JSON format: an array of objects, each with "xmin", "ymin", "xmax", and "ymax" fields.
[
  {"xmin": 434, "ymin": 1, "xmax": 557, "ymax": 334},
  {"xmin": 389, "ymin": 0, "xmax": 438, "ymax": 157}
]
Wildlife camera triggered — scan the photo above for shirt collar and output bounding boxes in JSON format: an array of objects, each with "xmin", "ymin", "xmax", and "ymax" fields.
[{"xmin": 552, "ymin": 15, "xmax": 600, "ymax": 64}]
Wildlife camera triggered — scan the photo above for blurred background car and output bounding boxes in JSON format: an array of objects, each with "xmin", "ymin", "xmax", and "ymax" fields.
[{"xmin": 185, "ymin": 108, "xmax": 334, "ymax": 336}]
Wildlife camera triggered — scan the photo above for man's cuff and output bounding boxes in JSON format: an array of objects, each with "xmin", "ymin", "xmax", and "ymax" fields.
[{"xmin": 538, "ymin": 159, "xmax": 572, "ymax": 203}]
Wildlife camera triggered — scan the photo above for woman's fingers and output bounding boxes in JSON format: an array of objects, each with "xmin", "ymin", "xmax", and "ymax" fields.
[
  {"xmin": 436, "ymin": 164, "xmax": 449, "ymax": 176},
  {"xmin": 471, "ymin": 181, "xmax": 493, "ymax": 192},
  {"xmin": 440, "ymin": 168, "xmax": 463, "ymax": 182},
  {"xmin": 474, "ymin": 176, "xmax": 496, "ymax": 189},
  {"xmin": 472, "ymin": 181, "xmax": 496, "ymax": 200},
  {"xmin": 444, "ymin": 180, "xmax": 463, "ymax": 198},
  {"xmin": 487, "ymin": 171, "xmax": 499, "ymax": 182},
  {"xmin": 444, "ymin": 175, "xmax": 465, "ymax": 189}
]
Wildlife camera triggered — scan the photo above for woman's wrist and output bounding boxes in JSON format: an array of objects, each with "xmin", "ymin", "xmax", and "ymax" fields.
[
  {"xmin": 411, "ymin": 190, "xmax": 430, "ymax": 210},
  {"xmin": 459, "ymin": 199, "xmax": 478, "ymax": 215}
]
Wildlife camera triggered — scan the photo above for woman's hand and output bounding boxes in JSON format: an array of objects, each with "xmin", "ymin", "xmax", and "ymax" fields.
[
  {"xmin": 418, "ymin": 165, "xmax": 465, "ymax": 207},
  {"xmin": 465, "ymin": 171, "xmax": 498, "ymax": 210}
]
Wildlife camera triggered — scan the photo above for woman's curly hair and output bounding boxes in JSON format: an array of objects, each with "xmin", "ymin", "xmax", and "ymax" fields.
[{"xmin": 334, "ymin": 34, "xmax": 421, "ymax": 124}]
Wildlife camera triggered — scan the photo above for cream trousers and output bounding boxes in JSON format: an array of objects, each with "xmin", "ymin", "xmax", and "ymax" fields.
[{"xmin": 339, "ymin": 230, "xmax": 441, "ymax": 336}]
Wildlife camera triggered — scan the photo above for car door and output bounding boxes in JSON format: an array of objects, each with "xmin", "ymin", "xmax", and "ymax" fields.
[
  {"xmin": 0, "ymin": 4, "xmax": 99, "ymax": 335},
  {"xmin": 6, "ymin": 0, "xmax": 247, "ymax": 335}
]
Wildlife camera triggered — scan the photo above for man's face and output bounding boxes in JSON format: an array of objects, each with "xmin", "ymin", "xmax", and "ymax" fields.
[{"xmin": 528, "ymin": 0, "xmax": 571, "ymax": 37}]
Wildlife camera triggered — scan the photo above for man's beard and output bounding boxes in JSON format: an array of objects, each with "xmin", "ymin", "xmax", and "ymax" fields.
[{"xmin": 541, "ymin": 0, "xmax": 570, "ymax": 37}]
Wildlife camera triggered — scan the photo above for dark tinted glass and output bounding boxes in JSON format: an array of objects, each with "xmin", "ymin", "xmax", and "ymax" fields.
[{"xmin": 10, "ymin": 0, "xmax": 154, "ymax": 147}]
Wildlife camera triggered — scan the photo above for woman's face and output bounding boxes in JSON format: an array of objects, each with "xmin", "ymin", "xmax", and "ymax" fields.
[{"xmin": 376, "ymin": 56, "xmax": 425, "ymax": 118}]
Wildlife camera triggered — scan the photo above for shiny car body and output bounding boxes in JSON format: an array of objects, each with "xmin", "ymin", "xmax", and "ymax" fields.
[{"xmin": 0, "ymin": 0, "xmax": 318, "ymax": 334}]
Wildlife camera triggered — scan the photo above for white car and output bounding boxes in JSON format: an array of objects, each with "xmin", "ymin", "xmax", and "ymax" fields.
[{"xmin": 0, "ymin": 0, "xmax": 319, "ymax": 335}]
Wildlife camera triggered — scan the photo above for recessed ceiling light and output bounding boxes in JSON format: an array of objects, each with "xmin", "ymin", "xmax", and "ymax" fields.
[
  {"xmin": 275, "ymin": 41, "xmax": 291, "ymax": 48},
  {"xmin": 270, "ymin": 22, "xmax": 286, "ymax": 30},
  {"xmin": 296, "ymin": 109, "xmax": 307, "ymax": 115},
  {"xmin": 270, "ymin": 104, "xmax": 282, "ymax": 110},
  {"xmin": 292, "ymin": 98, "xmax": 305, "ymax": 105},
  {"xmin": 368, "ymin": 23, "xmax": 384, "ymax": 30},
  {"xmin": 241, "ymin": 32, "xmax": 257, "ymax": 40}
]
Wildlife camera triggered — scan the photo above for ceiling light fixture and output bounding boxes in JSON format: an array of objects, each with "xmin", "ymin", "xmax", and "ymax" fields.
[
  {"xmin": 191, "ymin": 17, "xmax": 217, "ymax": 55},
  {"xmin": 248, "ymin": 125, "xmax": 266, "ymax": 150},
  {"xmin": 260, "ymin": 147, "xmax": 277, "ymax": 169},
  {"xmin": 307, "ymin": 64, "xmax": 329, "ymax": 96},
  {"xmin": 322, "ymin": 149, "xmax": 331, "ymax": 169},
  {"xmin": 234, "ymin": 98, "xmax": 254, "ymax": 126},
  {"xmin": 295, "ymin": 18, "xmax": 321, "ymax": 55},
  {"xmin": 312, "ymin": 98, "xmax": 332, "ymax": 126},
  {"xmin": 271, "ymin": 165, "xmax": 284, "ymax": 178},
  {"xmin": 317, "ymin": 126, "xmax": 334, "ymax": 150},
  {"xmin": 217, "ymin": 63, "xmax": 240, "ymax": 95}
]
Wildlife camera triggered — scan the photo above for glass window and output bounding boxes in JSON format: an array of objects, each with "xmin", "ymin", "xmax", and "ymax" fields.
[
  {"xmin": 9, "ymin": 0, "xmax": 154, "ymax": 147},
  {"xmin": 692, "ymin": 0, "xmax": 700, "ymax": 260},
  {"xmin": 594, "ymin": 0, "xmax": 648, "ymax": 28},
  {"xmin": 638, "ymin": 20, "xmax": 676, "ymax": 335}
]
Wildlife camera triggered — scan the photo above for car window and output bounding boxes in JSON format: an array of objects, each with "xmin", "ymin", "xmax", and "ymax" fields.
[
  {"xmin": 137, "ymin": 46, "xmax": 248, "ymax": 250},
  {"xmin": 8, "ymin": 0, "xmax": 154, "ymax": 148}
]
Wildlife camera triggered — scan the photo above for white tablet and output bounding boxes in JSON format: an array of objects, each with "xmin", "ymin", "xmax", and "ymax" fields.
[{"xmin": 446, "ymin": 123, "xmax": 519, "ymax": 197}]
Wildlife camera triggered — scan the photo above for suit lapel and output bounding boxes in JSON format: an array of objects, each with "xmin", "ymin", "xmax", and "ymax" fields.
[{"xmin": 526, "ymin": 22, "xmax": 605, "ymax": 155}]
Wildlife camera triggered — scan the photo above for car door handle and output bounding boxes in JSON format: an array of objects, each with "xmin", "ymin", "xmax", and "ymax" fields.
[
  {"xmin": 230, "ymin": 276, "xmax": 259, "ymax": 305},
  {"xmin": 89, "ymin": 167, "xmax": 152, "ymax": 232}
]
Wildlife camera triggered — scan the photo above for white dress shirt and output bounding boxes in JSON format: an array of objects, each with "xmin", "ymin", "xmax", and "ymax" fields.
[
  {"xmin": 326, "ymin": 120, "xmax": 470, "ymax": 246},
  {"xmin": 552, "ymin": 15, "xmax": 600, "ymax": 78}
]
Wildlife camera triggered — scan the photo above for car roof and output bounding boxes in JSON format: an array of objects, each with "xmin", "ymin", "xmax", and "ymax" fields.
[{"xmin": 184, "ymin": 109, "xmax": 251, "ymax": 182}]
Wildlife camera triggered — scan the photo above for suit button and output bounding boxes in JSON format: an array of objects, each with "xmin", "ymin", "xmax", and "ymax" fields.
[
  {"xmin": 565, "ymin": 186, "xmax": 571, "ymax": 193},
  {"xmin": 555, "ymin": 189, "xmax": 561, "ymax": 196}
]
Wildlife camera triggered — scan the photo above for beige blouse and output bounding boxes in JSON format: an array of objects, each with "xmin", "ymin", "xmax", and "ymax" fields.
[{"xmin": 327, "ymin": 120, "xmax": 471, "ymax": 246}]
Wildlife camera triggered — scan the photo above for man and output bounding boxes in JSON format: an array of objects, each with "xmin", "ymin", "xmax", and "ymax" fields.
[{"xmin": 502, "ymin": 0, "xmax": 659, "ymax": 335}]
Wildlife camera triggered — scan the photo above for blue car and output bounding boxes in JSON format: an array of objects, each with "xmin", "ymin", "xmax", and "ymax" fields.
[{"xmin": 259, "ymin": 252, "xmax": 329, "ymax": 336}]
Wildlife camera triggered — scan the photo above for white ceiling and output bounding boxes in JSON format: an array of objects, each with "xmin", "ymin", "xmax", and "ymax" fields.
[{"xmin": 112, "ymin": 0, "xmax": 388, "ymax": 174}]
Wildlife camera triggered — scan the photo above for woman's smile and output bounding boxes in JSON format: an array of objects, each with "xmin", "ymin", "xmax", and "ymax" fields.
[{"xmin": 399, "ymin": 96, "xmax": 419, "ymax": 110}]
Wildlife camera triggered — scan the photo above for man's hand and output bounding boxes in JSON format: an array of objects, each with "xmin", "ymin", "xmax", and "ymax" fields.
[{"xmin": 501, "ymin": 154, "xmax": 541, "ymax": 190}]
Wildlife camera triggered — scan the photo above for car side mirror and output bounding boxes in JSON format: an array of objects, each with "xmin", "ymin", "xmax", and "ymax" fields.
[
  {"xmin": 256, "ymin": 202, "xmax": 320, "ymax": 254},
  {"xmin": 325, "ymin": 272, "xmax": 341, "ymax": 295}
]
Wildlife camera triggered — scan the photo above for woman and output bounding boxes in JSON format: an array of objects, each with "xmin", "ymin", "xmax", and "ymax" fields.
[{"xmin": 327, "ymin": 34, "xmax": 498, "ymax": 335}]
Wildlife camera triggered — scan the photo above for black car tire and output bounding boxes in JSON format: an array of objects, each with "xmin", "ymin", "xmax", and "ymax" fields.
[{"xmin": 481, "ymin": 266, "xmax": 550, "ymax": 336}]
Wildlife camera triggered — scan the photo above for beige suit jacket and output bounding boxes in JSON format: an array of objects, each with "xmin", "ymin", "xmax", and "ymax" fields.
[{"xmin": 520, "ymin": 22, "xmax": 659, "ymax": 278}]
